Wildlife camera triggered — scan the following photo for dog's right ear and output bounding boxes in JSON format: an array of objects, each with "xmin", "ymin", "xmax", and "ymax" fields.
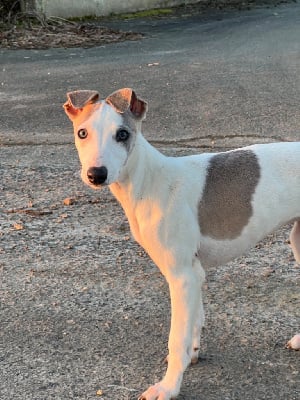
[{"xmin": 63, "ymin": 90, "xmax": 99, "ymax": 121}]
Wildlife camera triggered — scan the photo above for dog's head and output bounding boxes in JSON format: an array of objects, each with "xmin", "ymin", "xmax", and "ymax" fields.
[{"xmin": 64, "ymin": 88, "xmax": 147, "ymax": 188}]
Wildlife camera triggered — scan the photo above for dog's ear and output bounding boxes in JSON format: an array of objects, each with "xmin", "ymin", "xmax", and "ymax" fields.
[
  {"xmin": 63, "ymin": 90, "xmax": 99, "ymax": 121},
  {"xmin": 106, "ymin": 88, "xmax": 147, "ymax": 120}
]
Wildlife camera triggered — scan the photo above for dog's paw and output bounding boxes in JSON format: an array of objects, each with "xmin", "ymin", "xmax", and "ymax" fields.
[
  {"xmin": 190, "ymin": 347, "xmax": 200, "ymax": 365},
  {"xmin": 138, "ymin": 382, "xmax": 178, "ymax": 400}
]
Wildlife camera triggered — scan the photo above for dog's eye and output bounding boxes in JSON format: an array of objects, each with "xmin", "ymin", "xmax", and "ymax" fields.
[
  {"xmin": 116, "ymin": 129, "xmax": 130, "ymax": 142},
  {"xmin": 77, "ymin": 129, "xmax": 88, "ymax": 139}
]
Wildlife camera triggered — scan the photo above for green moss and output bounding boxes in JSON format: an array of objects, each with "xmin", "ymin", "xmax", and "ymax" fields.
[
  {"xmin": 116, "ymin": 8, "xmax": 173, "ymax": 19},
  {"xmin": 69, "ymin": 8, "xmax": 173, "ymax": 22}
]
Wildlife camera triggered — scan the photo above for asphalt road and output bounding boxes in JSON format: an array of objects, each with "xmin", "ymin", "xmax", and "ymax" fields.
[
  {"xmin": 0, "ymin": 2, "xmax": 299, "ymax": 147},
  {"xmin": 0, "ymin": 3, "xmax": 300, "ymax": 400}
]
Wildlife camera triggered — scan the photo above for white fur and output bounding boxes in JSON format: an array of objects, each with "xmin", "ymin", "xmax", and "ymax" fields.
[{"xmin": 65, "ymin": 90, "xmax": 300, "ymax": 400}]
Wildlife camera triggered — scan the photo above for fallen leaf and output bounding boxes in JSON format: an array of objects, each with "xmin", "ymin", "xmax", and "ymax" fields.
[
  {"xmin": 63, "ymin": 197, "xmax": 75, "ymax": 206},
  {"xmin": 13, "ymin": 222, "xmax": 24, "ymax": 230}
]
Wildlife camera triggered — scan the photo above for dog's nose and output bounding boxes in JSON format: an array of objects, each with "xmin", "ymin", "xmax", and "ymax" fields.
[{"xmin": 87, "ymin": 166, "xmax": 108, "ymax": 185}]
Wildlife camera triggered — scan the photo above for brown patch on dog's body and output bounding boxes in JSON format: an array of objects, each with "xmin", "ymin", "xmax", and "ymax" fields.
[{"xmin": 198, "ymin": 150, "xmax": 260, "ymax": 240}]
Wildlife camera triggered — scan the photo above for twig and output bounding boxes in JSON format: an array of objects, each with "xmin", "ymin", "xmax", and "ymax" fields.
[
  {"xmin": 47, "ymin": 16, "xmax": 76, "ymax": 26},
  {"xmin": 5, "ymin": 208, "xmax": 53, "ymax": 216},
  {"xmin": 7, "ymin": 0, "xmax": 21, "ymax": 23},
  {"xmin": 107, "ymin": 384, "xmax": 138, "ymax": 392}
]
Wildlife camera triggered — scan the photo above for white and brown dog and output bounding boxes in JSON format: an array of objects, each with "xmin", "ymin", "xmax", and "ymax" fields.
[{"xmin": 64, "ymin": 88, "xmax": 300, "ymax": 400}]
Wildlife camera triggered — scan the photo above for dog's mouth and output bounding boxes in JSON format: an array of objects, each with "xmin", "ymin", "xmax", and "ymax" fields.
[{"xmin": 88, "ymin": 181, "xmax": 109, "ymax": 189}]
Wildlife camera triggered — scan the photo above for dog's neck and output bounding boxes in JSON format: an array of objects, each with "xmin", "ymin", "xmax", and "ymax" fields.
[
  {"xmin": 110, "ymin": 133, "xmax": 165, "ymax": 198},
  {"xmin": 109, "ymin": 133, "xmax": 169, "ymax": 245}
]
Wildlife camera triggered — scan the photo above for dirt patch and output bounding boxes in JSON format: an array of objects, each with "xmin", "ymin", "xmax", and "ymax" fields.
[{"xmin": 0, "ymin": 19, "xmax": 143, "ymax": 50}]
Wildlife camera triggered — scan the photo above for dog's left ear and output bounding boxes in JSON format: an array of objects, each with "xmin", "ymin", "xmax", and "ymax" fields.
[
  {"xmin": 64, "ymin": 90, "xmax": 99, "ymax": 121},
  {"xmin": 106, "ymin": 88, "xmax": 147, "ymax": 120}
]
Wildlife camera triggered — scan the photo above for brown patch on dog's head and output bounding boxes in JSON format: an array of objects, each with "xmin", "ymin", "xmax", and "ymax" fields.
[
  {"xmin": 106, "ymin": 88, "xmax": 147, "ymax": 120},
  {"xmin": 198, "ymin": 149, "xmax": 260, "ymax": 240}
]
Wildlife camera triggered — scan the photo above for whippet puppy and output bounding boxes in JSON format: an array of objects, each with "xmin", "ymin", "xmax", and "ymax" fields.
[{"xmin": 64, "ymin": 88, "xmax": 300, "ymax": 400}]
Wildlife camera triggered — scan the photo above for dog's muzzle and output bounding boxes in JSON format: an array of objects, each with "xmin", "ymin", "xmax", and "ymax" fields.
[{"xmin": 87, "ymin": 166, "xmax": 108, "ymax": 186}]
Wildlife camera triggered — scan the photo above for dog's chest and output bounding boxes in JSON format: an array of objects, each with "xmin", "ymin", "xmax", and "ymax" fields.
[{"xmin": 129, "ymin": 199, "xmax": 166, "ymax": 259}]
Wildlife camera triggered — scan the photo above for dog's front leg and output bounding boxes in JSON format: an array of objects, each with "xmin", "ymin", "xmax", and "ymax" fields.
[{"xmin": 139, "ymin": 270, "xmax": 200, "ymax": 400}]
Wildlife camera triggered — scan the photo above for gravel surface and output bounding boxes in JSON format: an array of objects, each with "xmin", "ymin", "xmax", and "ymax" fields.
[{"xmin": 1, "ymin": 143, "xmax": 299, "ymax": 399}]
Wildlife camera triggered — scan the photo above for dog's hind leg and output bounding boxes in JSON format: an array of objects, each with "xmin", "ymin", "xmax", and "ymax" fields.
[
  {"xmin": 191, "ymin": 259, "xmax": 206, "ymax": 365},
  {"xmin": 290, "ymin": 221, "xmax": 300, "ymax": 263}
]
